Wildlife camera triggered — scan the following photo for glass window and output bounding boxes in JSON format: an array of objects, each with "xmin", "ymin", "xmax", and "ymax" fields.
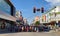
[{"xmin": 0, "ymin": 0, "xmax": 11, "ymax": 15}]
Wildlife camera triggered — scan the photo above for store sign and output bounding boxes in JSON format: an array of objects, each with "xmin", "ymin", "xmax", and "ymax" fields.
[
  {"xmin": 19, "ymin": 16, "xmax": 23, "ymax": 21},
  {"xmin": 42, "ymin": 15, "xmax": 46, "ymax": 22}
]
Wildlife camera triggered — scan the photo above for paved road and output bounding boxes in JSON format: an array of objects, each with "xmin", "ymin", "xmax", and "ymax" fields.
[{"xmin": 0, "ymin": 32, "xmax": 60, "ymax": 36}]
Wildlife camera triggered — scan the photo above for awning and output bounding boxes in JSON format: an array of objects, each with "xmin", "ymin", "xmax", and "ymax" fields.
[{"xmin": 0, "ymin": 10, "xmax": 16, "ymax": 22}]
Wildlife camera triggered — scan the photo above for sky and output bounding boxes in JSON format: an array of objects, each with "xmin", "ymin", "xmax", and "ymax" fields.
[{"xmin": 10, "ymin": 0, "xmax": 60, "ymax": 24}]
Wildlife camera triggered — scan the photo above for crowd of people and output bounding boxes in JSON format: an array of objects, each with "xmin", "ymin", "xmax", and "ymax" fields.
[
  {"xmin": 0, "ymin": 23, "xmax": 60, "ymax": 32},
  {"xmin": 0, "ymin": 24, "xmax": 50, "ymax": 32},
  {"xmin": 4, "ymin": 24, "xmax": 51, "ymax": 32}
]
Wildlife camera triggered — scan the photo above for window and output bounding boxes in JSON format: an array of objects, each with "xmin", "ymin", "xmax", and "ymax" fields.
[{"xmin": 0, "ymin": 0, "xmax": 11, "ymax": 15}]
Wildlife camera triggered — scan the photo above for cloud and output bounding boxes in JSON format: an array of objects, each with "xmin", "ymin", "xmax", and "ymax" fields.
[{"xmin": 45, "ymin": 0, "xmax": 60, "ymax": 6}]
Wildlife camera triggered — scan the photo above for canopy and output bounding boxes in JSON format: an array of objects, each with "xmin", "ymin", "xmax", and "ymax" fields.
[{"xmin": 0, "ymin": 10, "xmax": 16, "ymax": 22}]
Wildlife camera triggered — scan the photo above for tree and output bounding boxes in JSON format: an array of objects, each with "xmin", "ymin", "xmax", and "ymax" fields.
[{"xmin": 35, "ymin": 21, "xmax": 40, "ymax": 26}]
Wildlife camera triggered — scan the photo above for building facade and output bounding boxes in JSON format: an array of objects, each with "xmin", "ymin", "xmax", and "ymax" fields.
[
  {"xmin": 0, "ymin": 0, "xmax": 16, "ymax": 29},
  {"xmin": 15, "ymin": 11, "xmax": 22, "ymax": 18},
  {"xmin": 40, "ymin": 6, "xmax": 60, "ymax": 25},
  {"xmin": 34, "ymin": 16, "xmax": 40, "ymax": 23},
  {"xmin": 23, "ymin": 18, "xmax": 28, "ymax": 25},
  {"xmin": 0, "ymin": 0, "xmax": 16, "ymax": 22}
]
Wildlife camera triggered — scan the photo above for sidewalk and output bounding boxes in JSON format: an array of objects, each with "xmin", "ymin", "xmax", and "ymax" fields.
[
  {"xmin": 0, "ymin": 28, "xmax": 14, "ymax": 34},
  {"xmin": 49, "ymin": 30, "xmax": 60, "ymax": 35},
  {"xmin": 0, "ymin": 29, "xmax": 9, "ymax": 34},
  {"xmin": 55, "ymin": 31, "xmax": 60, "ymax": 35},
  {"xmin": 0, "ymin": 34, "xmax": 8, "ymax": 36}
]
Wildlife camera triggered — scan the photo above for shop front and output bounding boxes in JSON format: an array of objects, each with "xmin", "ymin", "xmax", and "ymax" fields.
[{"xmin": 0, "ymin": 11, "xmax": 16, "ymax": 30}]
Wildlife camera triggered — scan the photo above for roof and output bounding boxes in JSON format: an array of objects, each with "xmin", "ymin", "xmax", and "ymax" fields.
[
  {"xmin": 44, "ymin": 6, "xmax": 56, "ymax": 14},
  {"xmin": 44, "ymin": 6, "xmax": 60, "ymax": 15},
  {"xmin": 5, "ymin": 0, "xmax": 15, "ymax": 7}
]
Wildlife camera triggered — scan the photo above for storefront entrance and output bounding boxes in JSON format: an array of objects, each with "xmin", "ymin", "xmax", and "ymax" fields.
[
  {"xmin": 0, "ymin": 18, "xmax": 16, "ymax": 32},
  {"xmin": 50, "ymin": 21, "xmax": 56, "ymax": 25}
]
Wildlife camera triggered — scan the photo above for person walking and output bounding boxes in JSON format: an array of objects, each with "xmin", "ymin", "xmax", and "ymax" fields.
[{"xmin": 22, "ymin": 26, "xmax": 24, "ymax": 32}]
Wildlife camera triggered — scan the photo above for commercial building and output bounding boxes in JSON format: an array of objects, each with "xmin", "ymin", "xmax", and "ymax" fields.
[
  {"xmin": 23, "ymin": 18, "xmax": 28, "ymax": 25},
  {"xmin": 15, "ymin": 11, "xmax": 22, "ymax": 18},
  {"xmin": 34, "ymin": 16, "xmax": 40, "ymax": 23},
  {"xmin": 40, "ymin": 6, "xmax": 60, "ymax": 25},
  {"xmin": 0, "ymin": 0, "xmax": 16, "ymax": 29},
  {"xmin": 40, "ymin": 15, "xmax": 46, "ymax": 24}
]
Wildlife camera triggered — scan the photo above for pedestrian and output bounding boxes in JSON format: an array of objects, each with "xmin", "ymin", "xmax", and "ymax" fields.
[
  {"xmin": 26, "ymin": 26, "xmax": 28, "ymax": 32},
  {"xmin": 19, "ymin": 26, "xmax": 22, "ymax": 32},
  {"xmin": 30, "ymin": 26, "xmax": 32, "ymax": 32},
  {"xmin": 35, "ymin": 27, "xmax": 37, "ymax": 32},
  {"xmin": 1, "ymin": 23, "xmax": 5, "ymax": 29},
  {"xmin": 22, "ymin": 26, "xmax": 24, "ymax": 32}
]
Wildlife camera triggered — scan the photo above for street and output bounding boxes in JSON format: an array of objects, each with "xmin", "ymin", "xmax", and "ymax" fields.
[
  {"xmin": 0, "ymin": 32, "xmax": 60, "ymax": 36},
  {"xmin": 0, "ymin": 0, "xmax": 60, "ymax": 36}
]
